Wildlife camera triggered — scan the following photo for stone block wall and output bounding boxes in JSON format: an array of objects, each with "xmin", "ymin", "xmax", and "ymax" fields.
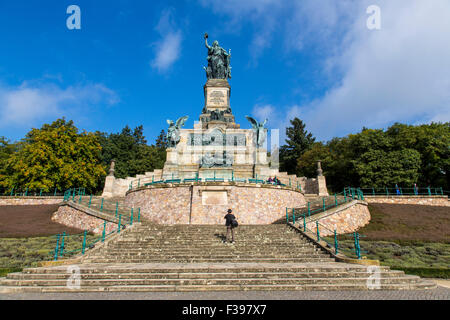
[
  {"xmin": 125, "ymin": 183, "xmax": 306, "ymax": 225},
  {"xmin": 301, "ymin": 200, "xmax": 371, "ymax": 237},
  {"xmin": 126, "ymin": 186, "xmax": 192, "ymax": 224},
  {"xmin": 364, "ymin": 196, "xmax": 449, "ymax": 206},
  {"xmin": 0, "ymin": 197, "xmax": 63, "ymax": 206},
  {"xmin": 51, "ymin": 204, "xmax": 117, "ymax": 235}
]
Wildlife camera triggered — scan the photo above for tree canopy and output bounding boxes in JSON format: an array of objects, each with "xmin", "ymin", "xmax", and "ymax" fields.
[
  {"xmin": 95, "ymin": 127, "xmax": 167, "ymax": 180},
  {"xmin": 0, "ymin": 116, "xmax": 447, "ymax": 195},
  {"xmin": 0, "ymin": 119, "xmax": 105, "ymax": 193},
  {"xmin": 291, "ymin": 122, "xmax": 449, "ymax": 192}
]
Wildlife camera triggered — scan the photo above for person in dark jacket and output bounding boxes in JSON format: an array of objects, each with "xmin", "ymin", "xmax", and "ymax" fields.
[{"xmin": 224, "ymin": 209, "xmax": 236, "ymax": 243}]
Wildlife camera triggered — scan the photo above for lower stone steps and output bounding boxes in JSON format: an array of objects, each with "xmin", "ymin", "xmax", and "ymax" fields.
[
  {"xmin": 6, "ymin": 270, "xmax": 407, "ymax": 280},
  {"xmin": 0, "ymin": 276, "xmax": 423, "ymax": 287},
  {"xmin": 0, "ymin": 222, "xmax": 437, "ymax": 292},
  {"xmin": 83, "ymin": 258, "xmax": 336, "ymax": 263},
  {"xmin": 0, "ymin": 282, "xmax": 436, "ymax": 293}
]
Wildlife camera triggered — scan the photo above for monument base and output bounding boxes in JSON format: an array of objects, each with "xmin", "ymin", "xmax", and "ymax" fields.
[{"xmin": 125, "ymin": 182, "xmax": 306, "ymax": 225}]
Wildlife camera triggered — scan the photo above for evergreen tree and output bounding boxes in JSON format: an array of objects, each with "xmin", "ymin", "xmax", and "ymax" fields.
[
  {"xmin": 155, "ymin": 130, "xmax": 168, "ymax": 149},
  {"xmin": 96, "ymin": 126, "xmax": 167, "ymax": 180},
  {"xmin": 279, "ymin": 118, "xmax": 316, "ymax": 174}
]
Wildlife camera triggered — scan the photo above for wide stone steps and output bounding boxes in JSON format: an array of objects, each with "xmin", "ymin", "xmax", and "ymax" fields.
[
  {"xmin": 16, "ymin": 264, "xmax": 393, "ymax": 274},
  {"xmin": 0, "ymin": 223, "xmax": 437, "ymax": 292},
  {"xmin": 88, "ymin": 251, "xmax": 326, "ymax": 257},
  {"xmin": 92, "ymin": 249, "xmax": 322, "ymax": 255},
  {"xmin": 1, "ymin": 276, "xmax": 423, "ymax": 287},
  {"xmin": 84, "ymin": 259, "xmax": 336, "ymax": 264},
  {"xmin": 0, "ymin": 283, "xmax": 435, "ymax": 293},
  {"xmin": 85, "ymin": 255, "xmax": 330, "ymax": 261},
  {"xmin": 6, "ymin": 271, "xmax": 407, "ymax": 280}
]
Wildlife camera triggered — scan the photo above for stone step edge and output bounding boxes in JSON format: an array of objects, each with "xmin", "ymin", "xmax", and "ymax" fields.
[{"xmin": 0, "ymin": 282, "xmax": 436, "ymax": 293}]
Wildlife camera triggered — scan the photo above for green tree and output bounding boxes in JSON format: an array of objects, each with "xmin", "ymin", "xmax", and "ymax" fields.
[
  {"xmin": 279, "ymin": 118, "xmax": 315, "ymax": 174},
  {"xmin": 386, "ymin": 122, "xmax": 449, "ymax": 189},
  {"xmin": 155, "ymin": 129, "xmax": 168, "ymax": 149},
  {"xmin": 354, "ymin": 148, "xmax": 421, "ymax": 188},
  {"xmin": 1, "ymin": 119, "xmax": 105, "ymax": 192},
  {"xmin": 296, "ymin": 137, "xmax": 359, "ymax": 192},
  {"xmin": 96, "ymin": 126, "xmax": 167, "ymax": 180},
  {"xmin": 0, "ymin": 137, "xmax": 17, "ymax": 191},
  {"xmin": 296, "ymin": 142, "xmax": 330, "ymax": 178}
]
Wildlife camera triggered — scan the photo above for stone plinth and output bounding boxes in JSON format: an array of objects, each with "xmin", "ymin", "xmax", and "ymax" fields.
[{"xmin": 204, "ymin": 79, "xmax": 230, "ymax": 111}]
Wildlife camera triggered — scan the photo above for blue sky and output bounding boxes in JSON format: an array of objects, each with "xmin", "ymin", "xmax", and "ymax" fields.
[{"xmin": 0, "ymin": 0, "xmax": 449, "ymax": 144}]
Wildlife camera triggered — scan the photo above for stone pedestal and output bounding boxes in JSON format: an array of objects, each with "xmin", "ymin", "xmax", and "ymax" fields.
[
  {"xmin": 317, "ymin": 176, "xmax": 329, "ymax": 196},
  {"xmin": 255, "ymin": 149, "xmax": 268, "ymax": 165},
  {"xmin": 204, "ymin": 79, "xmax": 230, "ymax": 111},
  {"xmin": 165, "ymin": 148, "xmax": 178, "ymax": 164},
  {"xmin": 102, "ymin": 175, "xmax": 116, "ymax": 198}
]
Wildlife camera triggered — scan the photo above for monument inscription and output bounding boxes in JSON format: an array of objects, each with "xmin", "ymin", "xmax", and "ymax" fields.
[
  {"xmin": 202, "ymin": 191, "xmax": 228, "ymax": 205},
  {"xmin": 207, "ymin": 89, "xmax": 228, "ymax": 107}
]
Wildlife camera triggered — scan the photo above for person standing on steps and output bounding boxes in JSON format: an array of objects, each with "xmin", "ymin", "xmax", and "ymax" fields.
[{"xmin": 224, "ymin": 209, "xmax": 237, "ymax": 244}]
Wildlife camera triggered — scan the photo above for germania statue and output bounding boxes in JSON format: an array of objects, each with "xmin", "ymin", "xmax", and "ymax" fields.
[{"xmin": 204, "ymin": 33, "xmax": 232, "ymax": 80}]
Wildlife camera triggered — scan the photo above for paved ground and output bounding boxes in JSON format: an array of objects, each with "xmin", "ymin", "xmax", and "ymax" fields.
[{"xmin": 1, "ymin": 285, "xmax": 448, "ymax": 300}]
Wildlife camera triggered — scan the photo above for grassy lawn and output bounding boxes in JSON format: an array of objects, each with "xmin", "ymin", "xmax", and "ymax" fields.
[
  {"xmin": 0, "ymin": 234, "xmax": 99, "ymax": 270},
  {"xmin": 360, "ymin": 203, "xmax": 449, "ymax": 242},
  {"xmin": 0, "ymin": 268, "xmax": 22, "ymax": 278},
  {"xmin": 326, "ymin": 203, "xmax": 450, "ymax": 278},
  {"xmin": 331, "ymin": 239, "xmax": 450, "ymax": 278},
  {"xmin": 0, "ymin": 205, "xmax": 99, "ymax": 277}
]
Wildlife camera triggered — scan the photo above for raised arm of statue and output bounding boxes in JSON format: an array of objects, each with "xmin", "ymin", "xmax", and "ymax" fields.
[{"xmin": 204, "ymin": 33, "xmax": 211, "ymax": 49}]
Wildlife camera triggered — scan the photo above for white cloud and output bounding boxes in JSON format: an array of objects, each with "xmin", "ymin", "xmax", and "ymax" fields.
[
  {"xmin": 294, "ymin": 0, "xmax": 450, "ymax": 139},
  {"xmin": 151, "ymin": 9, "xmax": 182, "ymax": 73},
  {"xmin": 251, "ymin": 104, "xmax": 275, "ymax": 123},
  {"xmin": 0, "ymin": 82, "xmax": 119, "ymax": 128},
  {"xmin": 204, "ymin": 0, "xmax": 450, "ymax": 139}
]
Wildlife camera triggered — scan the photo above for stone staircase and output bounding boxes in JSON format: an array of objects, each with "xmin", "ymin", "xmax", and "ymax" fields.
[{"xmin": 0, "ymin": 223, "xmax": 436, "ymax": 292}]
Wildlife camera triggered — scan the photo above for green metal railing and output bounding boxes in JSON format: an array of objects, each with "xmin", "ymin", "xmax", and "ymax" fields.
[
  {"xmin": 287, "ymin": 212, "xmax": 365, "ymax": 260},
  {"xmin": 53, "ymin": 209, "xmax": 139, "ymax": 261},
  {"xmin": 129, "ymin": 172, "xmax": 302, "ymax": 192},
  {"xmin": 52, "ymin": 188, "xmax": 143, "ymax": 261},
  {"xmin": 359, "ymin": 186, "xmax": 444, "ymax": 196},
  {"xmin": 286, "ymin": 187, "xmax": 367, "ymax": 259},
  {"xmin": 63, "ymin": 189, "xmax": 139, "ymax": 223},
  {"xmin": 286, "ymin": 187, "xmax": 363, "ymax": 222},
  {"xmin": 0, "ymin": 187, "xmax": 78, "ymax": 197}
]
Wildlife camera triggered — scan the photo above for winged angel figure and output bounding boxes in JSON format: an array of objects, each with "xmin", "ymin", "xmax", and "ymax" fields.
[
  {"xmin": 245, "ymin": 116, "xmax": 268, "ymax": 148},
  {"xmin": 167, "ymin": 116, "xmax": 189, "ymax": 148}
]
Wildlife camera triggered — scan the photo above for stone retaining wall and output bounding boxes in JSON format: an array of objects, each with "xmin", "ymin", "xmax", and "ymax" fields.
[
  {"xmin": 301, "ymin": 200, "xmax": 371, "ymax": 237},
  {"xmin": 51, "ymin": 204, "xmax": 117, "ymax": 235},
  {"xmin": 364, "ymin": 196, "xmax": 449, "ymax": 206},
  {"xmin": 125, "ymin": 183, "xmax": 306, "ymax": 225},
  {"xmin": 0, "ymin": 197, "xmax": 63, "ymax": 206}
]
